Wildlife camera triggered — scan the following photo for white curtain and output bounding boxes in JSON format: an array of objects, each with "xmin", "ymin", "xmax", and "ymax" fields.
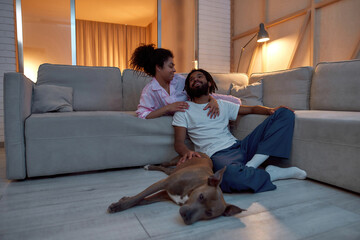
[{"xmin": 76, "ymin": 19, "xmax": 151, "ymax": 71}]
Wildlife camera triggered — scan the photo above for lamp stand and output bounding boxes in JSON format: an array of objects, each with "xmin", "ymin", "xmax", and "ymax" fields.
[{"xmin": 236, "ymin": 33, "xmax": 258, "ymax": 73}]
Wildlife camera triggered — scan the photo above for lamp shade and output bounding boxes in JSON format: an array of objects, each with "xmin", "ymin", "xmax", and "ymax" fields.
[{"xmin": 257, "ymin": 23, "xmax": 269, "ymax": 42}]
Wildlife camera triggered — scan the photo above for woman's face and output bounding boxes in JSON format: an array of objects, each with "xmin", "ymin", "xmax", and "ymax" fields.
[{"xmin": 157, "ymin": 57, "xmax": 176, "ymax": 83}]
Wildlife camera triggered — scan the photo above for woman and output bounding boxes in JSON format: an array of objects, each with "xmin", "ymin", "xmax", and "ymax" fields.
[{"xmin": 130, "ymin": 44, "xmax": 241, "ymax": 119}]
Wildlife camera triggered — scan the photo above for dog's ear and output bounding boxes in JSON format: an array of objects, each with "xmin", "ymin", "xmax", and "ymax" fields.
[
  {"xmin": 208, "ymin": 166, "xmax": 226, "ymax": 187},
  {"xmin": 222, "ymin": 204, "xmax": 246, "ymax": 216}
]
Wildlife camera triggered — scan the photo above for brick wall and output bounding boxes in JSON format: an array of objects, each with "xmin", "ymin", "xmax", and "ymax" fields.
[
  {"xmin": 0, "ymin": 0, "xmax": 16, "ymax": 143},
  {"xmin": 198, "ymin": 0, "xmax": 230, "ymax": 73}
]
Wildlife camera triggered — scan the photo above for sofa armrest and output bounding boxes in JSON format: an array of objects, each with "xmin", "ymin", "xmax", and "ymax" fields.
[{"xmin": 4, "ymin": 72, "xmax": 33, "ymax": 179}]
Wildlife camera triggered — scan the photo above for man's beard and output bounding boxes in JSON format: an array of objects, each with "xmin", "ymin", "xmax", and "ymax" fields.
[{"xmin": 187, "ymin": 81, "xmax": 209, "ymax": 99}]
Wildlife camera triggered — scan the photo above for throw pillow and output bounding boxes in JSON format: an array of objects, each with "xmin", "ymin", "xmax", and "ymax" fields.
[
  {"xmin": 32, "ymin": 84, "xmax": 73, "ymax": 113},
  {"xmin": 230, "ymin": 80, "xmax": 263, "ymax": 106}
]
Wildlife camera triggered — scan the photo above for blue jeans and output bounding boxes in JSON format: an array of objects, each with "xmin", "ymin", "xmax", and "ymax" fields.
[{"xmin": 211, "ymin": 108, "xmax": 295, "ymax": 193}]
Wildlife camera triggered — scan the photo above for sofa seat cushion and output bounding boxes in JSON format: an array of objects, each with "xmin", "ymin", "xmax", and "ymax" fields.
[
  {"xmin": 231, "ymin": 110, "xmax": 360, "ymax": 192},
  {"xmin": 232, "ymin": 110, "xmax": 360, "ymax": 147},
  {"xmin": 292, "ymin": 110, "xmax": 360, "ymax": 193},
  {"xmin": 294, "ymin": 110, "xmax": 360, "ymax": 147},
  {"xmin": 230, "ymin": 114, "xmax": 268, "ymax": 141},
  {"xmin": 25, "ymin": 111, "xmax": 177, "ymax": 177}
]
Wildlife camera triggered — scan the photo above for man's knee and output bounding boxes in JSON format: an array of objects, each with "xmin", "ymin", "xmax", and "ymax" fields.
[{"xmin": 276, "ymin": 107, "xmax": 295, "ymax": 121}]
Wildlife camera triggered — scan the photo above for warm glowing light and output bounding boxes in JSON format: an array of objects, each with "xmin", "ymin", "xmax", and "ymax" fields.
[
  {"xmin": 24, "ymin": 61, "xmax": 38, "ymax": 83},
  {"xmin": 257, "ymin": 37, "xmax": 270, "ymax": 43},
  {"xmin": 192, "ymin": 60, "xmax": 198, "ymax": 69}
]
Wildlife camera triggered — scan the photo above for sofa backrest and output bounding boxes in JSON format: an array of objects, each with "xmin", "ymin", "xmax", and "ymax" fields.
[
  {"xmin": 37, "ymin": 64, "xmax": 122, "ymax": 111},
  {"xmin": 249, "ymin": 66, "xmax": 313, "ymax": 110},
  {"xmin": 210, "ymin": 73, "xmax": 249, "ymax": 95},
  {"xmin": 122, "ymin": 69, "xmax": 152, "ymax": 111},
  {"xmin": 310, "ymin": 59, "xmax": 360, "ymax": 111},
  {"xmin": 180, "ymin": 72, "xmax": 249, "ymax": 95}
]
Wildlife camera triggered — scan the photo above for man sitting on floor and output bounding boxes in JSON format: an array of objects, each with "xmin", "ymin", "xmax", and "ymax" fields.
[{"xmin": 172, "ymin": 69, "xmax": 307, "ymax": 193}]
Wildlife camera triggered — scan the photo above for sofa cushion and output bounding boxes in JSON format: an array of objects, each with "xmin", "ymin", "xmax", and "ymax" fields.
[
  {"xmin": 230, "ymin": 80, "xmax": 263, "ymax": 106},
  {"xmin": 293, "ymin": 110, "xmax": 360, "ymax": 148},
  {"xmin": 232, "ymin": 110, "xmax": 360, "ymax": 152},
  {"xmin": 122, "ymin": 69, "xmax": 152, "ymax": 111},
  {"xmin": 37, "ymin": 64, "xmax": 122, "ymax": 111},
  {"xmin": 231, "ymin": 110, "xmax": 360, "ymax": 193},
  {"xmin": 249, "ymin": 67, "xmax": 313, "ymax": 110},
  {"xmin": 210, "ymin": 73, "xmax": 248, "ymax": 95},
  {"xmin": 230, "ymin": 114, "xmax": 268, "ymax": 140},
  {"xmin": 25, "ymin": 112, "xmax": 178, "ymax": 177},
  {"xmin": 310, "ymin": 59, "xmax": 360, "ymax": 111},
  {"xmin": 32, "ymin": 84, "xmax": 73, "ymax": 113},
  {"xmin": 291, "ymin": 110, "xmax": 360, "ymax": 192}
]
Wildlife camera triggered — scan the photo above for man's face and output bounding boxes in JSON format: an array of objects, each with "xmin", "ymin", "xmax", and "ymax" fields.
[{"xmin": 187, "ymin": 71, "xmax": 210, "ymax": 98}]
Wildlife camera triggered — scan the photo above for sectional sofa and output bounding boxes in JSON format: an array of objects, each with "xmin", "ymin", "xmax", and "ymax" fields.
[{"xmin": 4, "ymin": 59, "xmax": 360, "ymax": 193}]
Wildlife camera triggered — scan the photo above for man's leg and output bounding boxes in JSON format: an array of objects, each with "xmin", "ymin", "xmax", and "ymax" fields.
[
  {"xmin": 245, "ymin": 154, "xmax": 269, "ymax": 168},
  {"xmin": 265, "ymin": 165, "xmax": 307, "ymax": 181},
  {"xmin": 211, "ymin": 144, "xmax": 276, "ymax": 193},
  {"xmin": 240, "ymin": 108, "xmax": 307, "ymax": 180},
  {"xmin": 241, "ymin": 108, "xmax": 295, "ymax": 165}
]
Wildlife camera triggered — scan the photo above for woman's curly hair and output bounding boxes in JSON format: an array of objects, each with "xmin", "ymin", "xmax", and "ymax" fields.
[{"xmin": 130, "ymin": 44, "xmax": 173, "ymax": 77}]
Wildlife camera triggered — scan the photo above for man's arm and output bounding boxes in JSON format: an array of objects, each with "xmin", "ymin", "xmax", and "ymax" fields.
[
  {"xmin": 173, "ymin": 126, "xmax": 201, "ymax": 164},
  {"xmin": 238, "ymin": 105, "xmax": 293, "ymax": 115}
]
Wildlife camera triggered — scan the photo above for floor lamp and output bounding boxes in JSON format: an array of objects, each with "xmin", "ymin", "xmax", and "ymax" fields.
[{"xmin": 236, "ymin": 23, "xmax": 270, "ymax": 72}]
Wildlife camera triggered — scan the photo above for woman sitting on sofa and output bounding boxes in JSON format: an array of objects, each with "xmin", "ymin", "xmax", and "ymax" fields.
[{"xmin": 130, "ymin": 44, "xmax": 241, "ymax": 119}]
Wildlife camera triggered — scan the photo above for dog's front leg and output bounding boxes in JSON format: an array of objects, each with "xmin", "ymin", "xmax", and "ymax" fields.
[{"xmin": 108, "ymin": 179, "xmax": 167, "ymax": 213}]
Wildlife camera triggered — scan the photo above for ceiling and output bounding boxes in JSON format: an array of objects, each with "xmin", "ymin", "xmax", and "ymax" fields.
[{"xmin": 76, "ymin": 0, "xmax": 158, "ymax": 27}]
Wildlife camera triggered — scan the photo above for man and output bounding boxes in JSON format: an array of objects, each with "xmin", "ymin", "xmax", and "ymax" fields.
[{"xmin": 172, "ymin": 69, "xmax": 306, "ymax": 193}]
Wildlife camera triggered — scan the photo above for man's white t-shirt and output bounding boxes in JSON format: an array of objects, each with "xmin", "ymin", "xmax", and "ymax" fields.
[{"xmin": 172, "ymin": 99, "xmax": 240, "ymax": 157}]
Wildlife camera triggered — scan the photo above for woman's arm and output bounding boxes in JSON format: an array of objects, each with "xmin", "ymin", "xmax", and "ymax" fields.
[
  {"xmin": 145, "ymin": 102, "xmax": 189, "ymax": 119},
  {"xmin": 203, "ymin": 94, "xmax": 241, "ymax": 118},
  {"xmin": 211, "ymin": 93, "xmax": 241, "ymax": 105},
  {"xmin": 203, "ymin": 95, "xmax": 219, "ymax": 118},
  {"xmin": 136, "ymin": 83, "xmax": 189, "ymax": 119}
]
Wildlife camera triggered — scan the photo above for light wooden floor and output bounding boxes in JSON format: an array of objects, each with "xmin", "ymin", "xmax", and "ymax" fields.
[{"xmin": 0, "ymin": 148, "xmax": 359, "ymax": 240}]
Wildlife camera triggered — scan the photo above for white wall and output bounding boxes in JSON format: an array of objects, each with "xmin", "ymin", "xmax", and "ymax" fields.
[
  {"xmin": 0, "ymin": 0, "xmax": 16, "ymax": 143},
  {"xmin": 198, "ymin": 0, "xmax": 230, "ymax": 73}
]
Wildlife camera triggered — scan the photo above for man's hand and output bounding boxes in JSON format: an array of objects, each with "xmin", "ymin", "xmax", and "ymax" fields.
[
  {"xmin": 269, "ymin": 105, "xmax": 294, "ymax": 114},
  {"xmin": 239, "ymin": 105, "xmax": 294, "ymax": 115},
  {"xmin": 177, "ymin": 151, "xmax": 202, "ymax": 166}
]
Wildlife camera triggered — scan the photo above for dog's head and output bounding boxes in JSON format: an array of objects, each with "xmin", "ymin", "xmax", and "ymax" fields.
[{"xmin": 179, "ymin": 167, "xmax": 245, "ymax": 225}]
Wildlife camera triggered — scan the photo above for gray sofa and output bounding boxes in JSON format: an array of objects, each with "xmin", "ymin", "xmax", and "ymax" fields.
[{"xmin": 4, "ymin": 60, "xmax": 360, "ymax": 194}]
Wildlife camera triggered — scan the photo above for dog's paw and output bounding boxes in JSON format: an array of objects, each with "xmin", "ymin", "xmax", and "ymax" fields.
[
  {"xmin": 144, "ymin": 165, "xmax": 150, "ymax": 170},
  {"xmin": 107, "ymin": 202, "xmax": 120, "ymax": 213},
  {"xmin": 107, "ymin": 197, "xmax": 132, "ymax": 213}
]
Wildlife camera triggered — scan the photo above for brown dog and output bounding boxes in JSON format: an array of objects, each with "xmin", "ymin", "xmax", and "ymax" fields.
[{"xmin": 108, "ymin": 153, "xmax": 245, "ymax": 225}]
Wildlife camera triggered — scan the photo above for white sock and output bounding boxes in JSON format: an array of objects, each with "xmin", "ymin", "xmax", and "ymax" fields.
[
  {"xmin": 246, "ymin": 154, "xmax": 269, "ymax": 168},
  {"xmin": 265, "ymin": 165, "xmax": 307, "ymax": 182}
]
